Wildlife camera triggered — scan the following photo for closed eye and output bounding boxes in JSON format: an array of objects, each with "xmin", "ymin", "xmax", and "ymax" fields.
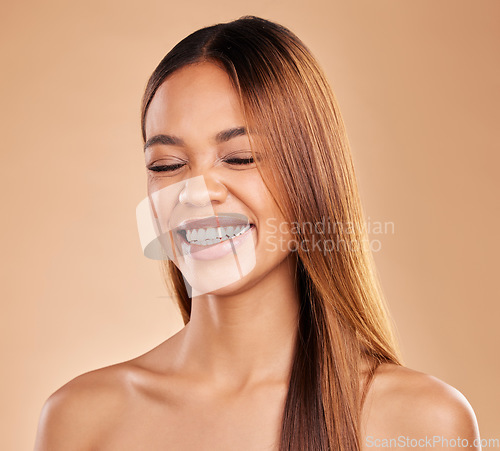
[
  {"xmin": 148, "ymin": 163, "xmax": 186, "ymax": 172},
  {"xmin": 147, "ymin": 154, "xmax": 259, "ymax": 173},
  {"xmin": 224, "ymin": 157, "xmax": 255, "ymax": 165}
]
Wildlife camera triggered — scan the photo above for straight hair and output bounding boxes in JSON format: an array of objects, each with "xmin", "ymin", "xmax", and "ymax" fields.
[{"xmin": 140, "ymin": 15, "xmax": 403, "ymax": 451}]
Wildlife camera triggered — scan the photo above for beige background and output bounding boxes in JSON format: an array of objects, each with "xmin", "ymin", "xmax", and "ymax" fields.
[{"xmin": 1, "ymin": 0, "xmax": 498, "ymax": 449}]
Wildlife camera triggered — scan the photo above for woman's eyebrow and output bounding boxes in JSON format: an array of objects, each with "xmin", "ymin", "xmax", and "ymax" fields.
[
  {"xmin": 144, "ymin": 126, "xmax": 247, "ymax": 152},
  {"xmin": 215, "ymin": 126, "xmax": 247, "ymax": 143}
]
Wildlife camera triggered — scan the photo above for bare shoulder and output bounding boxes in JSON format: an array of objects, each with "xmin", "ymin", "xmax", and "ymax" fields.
[
  {"xmin": 362, "ymin": 363, "xmax": 481, "ymax": 449},
  {"xmin": 33, "ymin": 336, "xmax": 180, "ymax": 450},
  {"xmin": 33, "ymin": 361, "xmax": 139, "ymax": 450}
]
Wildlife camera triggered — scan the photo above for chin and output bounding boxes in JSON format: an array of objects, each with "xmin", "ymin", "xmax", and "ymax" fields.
[
  {"xmin": 188, "ymin": 270, "xmax": 257, "ymax": 298},
  {"xmin": 174, "ymin": 229, "xmax": 258, "ymax": 297}
]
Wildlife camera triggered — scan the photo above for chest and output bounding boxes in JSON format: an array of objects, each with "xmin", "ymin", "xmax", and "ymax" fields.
[{"xmin": 99, "ymin": 385, "xmax": 286, "ymax": 451}]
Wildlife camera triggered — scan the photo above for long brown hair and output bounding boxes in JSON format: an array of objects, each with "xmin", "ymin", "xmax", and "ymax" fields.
[{"xmin": 140, "ymin": 15, "xmax": 403, "ymax": 451}]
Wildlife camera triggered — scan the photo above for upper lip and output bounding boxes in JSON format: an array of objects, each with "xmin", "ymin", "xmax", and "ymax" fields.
[{"xmin": 174, "ymin": 214, "xmax": 253, "ymax": 231}]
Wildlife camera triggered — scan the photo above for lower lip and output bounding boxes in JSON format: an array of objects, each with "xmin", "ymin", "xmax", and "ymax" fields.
[{"xmin": 179, "ymin": 225, "xmax": 255, "ymax": 261}]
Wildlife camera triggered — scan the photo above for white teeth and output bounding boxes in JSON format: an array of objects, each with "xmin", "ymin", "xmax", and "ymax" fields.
[{"xmin": 184, "ymin": 225, "xmax": 251, "ymax": 245}]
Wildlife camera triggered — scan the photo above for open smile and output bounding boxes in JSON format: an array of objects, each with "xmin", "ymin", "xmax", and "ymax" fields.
[{"xmin": 171, "ymin": 214, "xmax": 256, "ymax": 260}]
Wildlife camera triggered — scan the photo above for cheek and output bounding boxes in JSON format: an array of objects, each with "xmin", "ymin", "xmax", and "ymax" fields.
[
  {"xmin": 146, "ymin": 175, "xmax": 167, "ymax": 197},
  {"xmin": 247, "ymin": 189, "xmax": 295, "ymax": 255},
  {"xmin": 254, "ymin": 187, "xmax": 287, "ymax": 231}
]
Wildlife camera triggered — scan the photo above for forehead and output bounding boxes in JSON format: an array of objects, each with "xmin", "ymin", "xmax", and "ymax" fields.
[{"xmin": 144, "ymin": 62, "xmax": 245, "ymax": 141}]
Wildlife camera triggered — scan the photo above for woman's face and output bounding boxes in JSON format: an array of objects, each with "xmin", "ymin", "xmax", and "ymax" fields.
[{"xmin": 143, "ymin": 61, "xmax": 294, "ymax": 296}]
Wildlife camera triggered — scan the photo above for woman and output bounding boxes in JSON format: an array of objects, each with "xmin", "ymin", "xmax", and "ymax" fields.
[{"xmin": 35, "ymin": 15, "xmax": 481, "ymax": 450}]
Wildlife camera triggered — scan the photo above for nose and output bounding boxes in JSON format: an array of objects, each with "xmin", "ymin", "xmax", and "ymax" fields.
[{"xmin": 178, "ymin": 174, "xmax": 228, "ymax": 207}]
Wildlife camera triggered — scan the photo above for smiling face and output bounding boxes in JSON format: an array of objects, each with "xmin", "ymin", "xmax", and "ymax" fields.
[{"xmin": 143, "ymin": 61, "xmax": 295, "ymax": 296}]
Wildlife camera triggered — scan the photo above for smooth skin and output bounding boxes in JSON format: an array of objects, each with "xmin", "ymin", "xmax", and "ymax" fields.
[{"xmin": 34, "ymin": 62, "xmax": 481, "ymax": 450}]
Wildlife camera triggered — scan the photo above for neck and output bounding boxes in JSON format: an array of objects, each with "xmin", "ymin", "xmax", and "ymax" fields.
[{"xmin": 173, "ymin": 254, "xmax": 300, "ymax": 391}]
